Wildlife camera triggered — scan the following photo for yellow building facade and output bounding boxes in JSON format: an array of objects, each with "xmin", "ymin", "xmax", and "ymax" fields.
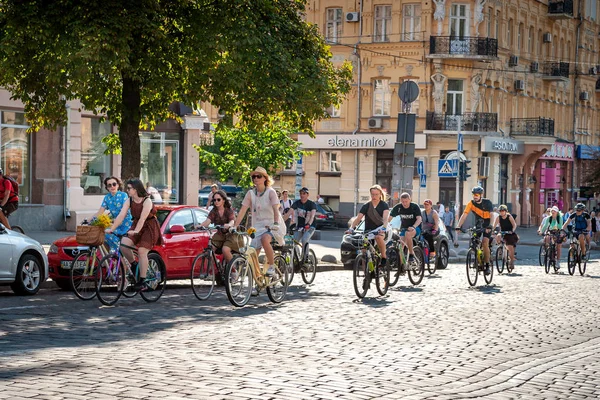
[{"xmin": 292, "ymin": 0, "xmax": 600, "ymax": 224}]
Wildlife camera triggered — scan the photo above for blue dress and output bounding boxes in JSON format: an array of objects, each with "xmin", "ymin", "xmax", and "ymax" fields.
[{"xmin": 101, "ymin": 191, "xmax": 133, "ymax": 251}]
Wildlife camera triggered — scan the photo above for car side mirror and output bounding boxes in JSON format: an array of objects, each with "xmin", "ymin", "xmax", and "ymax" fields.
[{"xmin": 169, "ymin": 224, "xmax": 186, "ymax": 234}]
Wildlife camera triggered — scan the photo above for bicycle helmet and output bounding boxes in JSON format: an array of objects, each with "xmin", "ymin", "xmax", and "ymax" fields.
[
  {"xmin": 471, "ymin": 186, "xmax": 484, "ymax": 195},
  {"xmin": 498, "ymin": 204, "xmax": 508, "ymax": 212},
  {"xmin": 575, "ymin": 203, "xmax": 585, "ymax": 211}
]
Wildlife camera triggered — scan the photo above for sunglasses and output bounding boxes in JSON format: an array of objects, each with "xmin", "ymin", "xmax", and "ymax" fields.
[
  {"xmin": 106, "ymin": 182, "xmax": 119, "ymax": 188},
  {"xmin": 251, "ymin": 175, "xmax": 264, "ymax": 180},
  {"xmin": 213, "ymin": 198, "xmax": 223, "ymax": 202}
]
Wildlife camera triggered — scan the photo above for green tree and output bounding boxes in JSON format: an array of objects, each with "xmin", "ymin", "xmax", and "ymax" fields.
[
  {"xmin": 0, "ymin": 1, "xmax": 351, "ymax": 179},
  {"xmin": 196, "ymin": 115, "xmax": 307, "ymax": 187}
]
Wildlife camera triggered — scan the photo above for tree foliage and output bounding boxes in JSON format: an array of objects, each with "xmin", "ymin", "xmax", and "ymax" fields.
[
  {"xmin": 195, "ymin": 115, "xmax": 307, "ymax": 187},
  {"xmin": 0, "ymin": 0, "xmax": 351, "ymax": 179}
]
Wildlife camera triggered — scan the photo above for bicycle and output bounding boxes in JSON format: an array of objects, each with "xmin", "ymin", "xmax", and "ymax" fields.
[
  {"xmin": 1, "ymin": 209, "xmax": 24, "ymax": 234},
  {"xmin": 464, "ymin": 227, "xmax": 493, "ymax": 286},
  {"xmin": 224, "ymin": 229, "xmax": 289, "ymax": 307},
  {"xmin": 542, "ymin": 230, "xmax": 562, "ymax": 274},
  {"xmin": 386, "ymin": 230, "xmax": 425, "ymax": 287},
  {"xmin": 350, "ymin": 227, "xmax": 391, "ymax": 298},
  {"xmin": 96, "ymin": 237, "xmax": 166, "ymax": 306},
  {"xmin": 69, "ymin": 242, "xmax": 110, "ymax": 300},
  {"xmin": 283, "ymin": 226, "xmax": 318, "ymax": 285},
  {"xmin": 567, "ymin": 230, "xmax": 589, "ymax": 276},
  {"xmin": 418, "ymin": 233, "xmax": 437, "ymax": 275},
  {"xmin": 495, "ymin": 231, "xmax": 514, "ymax": 274},
  {"xmin": 190, "ymin": 226, "xmax": 231, "ymax": 300}
]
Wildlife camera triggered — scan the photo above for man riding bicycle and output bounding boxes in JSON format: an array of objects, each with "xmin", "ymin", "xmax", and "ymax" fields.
[
  {"xmin": 492, "ymin": 204, "xmax": 518, "ymax": 270},
  {"xmin": 456, "ymin": 186, "xmax": 494, "ymax": 275},
  {"xmin": 0, "ymin": 168, "xmax": 18, "ymax": 230},
  {"xmin": 389, "ymin": 192, "xmax": 422, "ymax": 263},
  {"xmin": 283, "ymin": 187, "xmax": 316, "ymax": 260},
  {"xmin": 538, "ymin": 205, "xmax": 565, "ymax": 269},
  {"xmin": 562, "ymin": 203, "xmax": 591, "ymax": 260}
]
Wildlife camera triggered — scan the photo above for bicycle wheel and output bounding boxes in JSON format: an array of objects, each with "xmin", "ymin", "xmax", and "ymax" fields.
[
  {"xmin": 483, "ymin": 255, "xmax": 494, "ymax": 285},
  {"xmin": 139, "ymin": 254, "xmax": 166, "ymax": 302},
  {"xmin": 96, "ymin": 253, "xmax": 125, "ymax": 306},
  {"xmin": 538, "ymin": 244, "xmax": 546, "ymax": 267},
  {"xmin": 375, "ymin": 263, "xmax": 390, "ymax": 296},
  {"xmin": 579, "ymin": 252, "xmax": 587, "ymax": 276},
  {"xmin": 386, "ymin": 247, "xmax": 401, "ymax": 287},
  {"xmin": 407, "ymin": 247, "xmax": 425, "ymax": 286},
  {"xmin": 353, "ymin": 254, "xmax": 369, "ymax": 299},
  {"xmin": 427, "ymin": 248, "xmax": 437, "ymax": 275},
  {"xmin": 11, "ymin": 225, "xmax": 24, "ymax": 234},
  {"xmin": 495, "ymin": 246, "xmax": 505, "ymax": 274},
  {"xmin": 466, "ymin": 249, "xmax": 478, "ymax": 286},
  {"xmin": 70, "ymin": 250, "xmax": 98, "ymax": 300},
  {"xmin": 301, "ymin": 249, "xmax": 317, "ymax": 284},
  {"xmin": 225, "ymin": 255, "xmax": 253, "ymax": 307},
  {"xmin": 506, "ymin": 254, "xmax": 514, "ymax": 274},
  {"xmin": 544, "ymin": 244, "xmax": 552, "ymax": 274},
  {"xmin": 191, "ymin": 253, "xmax": 215, "ymax": 301},
  {"xmin": 267, "ymin": 255, "xmax": 289, "ymax": 303},
  {"xmin": 567, "ymin": 248, "xmax": 577, "ymax": 276},
  {"xmin": 120, "ymin": 260, "xmax": 138, "ymax": 298}
]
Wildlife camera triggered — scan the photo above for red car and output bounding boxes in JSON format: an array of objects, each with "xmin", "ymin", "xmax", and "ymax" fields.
[{"xmin": 48, "ymin": 205, "xmax": 211, "ymax": 290}]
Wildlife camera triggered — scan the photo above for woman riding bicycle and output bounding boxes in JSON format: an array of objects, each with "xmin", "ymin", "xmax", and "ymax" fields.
[
  {"xmin": 492, "ymin": 204, "xmax": 518, "ymax": 270},
  {"xmin": 198, "ymin": 189, "xmax": 240, "ymax": 267},
  {"xmin": 93, "ymin": 176, "xmax": 132, "ymax": 252},
  {"xmin": 421, "ymin": 199, "xmax": 440, "ymax": 261},
  {"xmin": 106, "ymin": 179, "xmax": 164, "ymax": 292},
  {"xmin": 233, "ymin": 167, "xmax": 286, "ymax": 277},
  {"xmin": 538, "ymin": 206, "xmax": 564, "ymax": 269}
]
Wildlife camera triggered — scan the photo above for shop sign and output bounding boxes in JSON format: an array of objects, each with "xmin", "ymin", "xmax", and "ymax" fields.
[
  {"xmin": 576, "ymin": 145, "xmax": 600, "ymax": 160},
  {"xmin": 297, "ymin": 133, "xmax": 395, "ymax": 149},
  {"xmin": 481, "ymin": 137, "xmax": 524, "ymax": 154},
  {"xmin": 540, "ymin": 142, "xmax": 574, "ymax": 161}
]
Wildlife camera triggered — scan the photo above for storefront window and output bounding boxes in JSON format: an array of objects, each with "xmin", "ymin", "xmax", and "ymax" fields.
[
  {"xmin": 81, "ymin": 117, "xmax": 112, "ymax": 195},
  {"xmin": 320, "ymin": 151, "xmax": 341, "ymax": 172},
  {"xmin": 1, "ymin": 111, "xmax": 30, "ymax": 203},
  {"xmin": 140, "ymin": 132, "xmax": 180, "ymax": 204}
]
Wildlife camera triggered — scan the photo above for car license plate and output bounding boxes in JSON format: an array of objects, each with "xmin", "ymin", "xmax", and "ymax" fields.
[{"xmin": 61, "ymin": 260, "xmax": 88, "ymax": 270}]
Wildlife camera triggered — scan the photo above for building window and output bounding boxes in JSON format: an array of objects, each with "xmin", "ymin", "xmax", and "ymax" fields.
[
  {"xmin": 374, "ymin": 5, "xmax": 392, "ymax": 42},
  {"xmin": 402, "ymin": 4, "xmax": 421, "ymax": 41},
  {"xmin": 528, "ymin": 26, "xmax": 533, "ymax": 54},
  {"xmin": 507, "ymin": 19, "xmax": 512, "ymax": 47},
  {"xmin": 376, "ymin": 150, "xmax": 393, "ymax": 196},
  {"xmin": 586, "ymin": 0, "xmax": 597, "ymax": 21},
  {"xmin": 326, "ymin": 8, "xmax": 343, "ymax": 43},
  {"xmin": 446, "ymin": 80, "xmax": 464, "ymax": 115},
  {"xmin": 517, "ymin": 23, "xmax": 523, "ymax": 52},
  {"xmin": 321, "ymin": 150, "xmax": 341, "ymax": 172},
  {"xmin": 140, "ymin": 131, "xmax": 180, "ymax": 204},
  {"xmin": 1, "ymin": 111, "xmax": 30, "ymax": 204},
  {"xmin": 326, "ymin": 104, "xmax": 340, "ymax": 118},
  {"xmin": 495, "ymin": 11, "xmax": 500, "ymax": 40},
  {"xmin": 81, "ymin": 117, "xmax": 112, "ymax": 195},
  {"xmin": 486, "ymin": 8, "xmax": 492, "ymax": 37},
  {"xmin": 373, "ymin": 79, "xmax": 391, "ymax": 116},
  {"xmin": 450, "ymin": 4, "xmax": 469, "ymax": 38}
]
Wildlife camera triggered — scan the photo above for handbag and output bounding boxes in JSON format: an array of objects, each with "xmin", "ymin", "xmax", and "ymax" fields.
[{"xmin": 76, "ymin": 225, "xmax": 105, "ymax": 246}]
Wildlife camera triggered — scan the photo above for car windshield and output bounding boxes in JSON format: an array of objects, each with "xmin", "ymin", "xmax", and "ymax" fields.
[{"xmin": 320, "ymin": 204, "xmax": 334, "ymax": 213}]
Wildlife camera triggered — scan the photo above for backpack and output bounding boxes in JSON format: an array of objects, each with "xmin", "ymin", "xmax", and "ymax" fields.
[{"xmin": 2, "ymin": 175, "xmax": 18, "ymax": 197}]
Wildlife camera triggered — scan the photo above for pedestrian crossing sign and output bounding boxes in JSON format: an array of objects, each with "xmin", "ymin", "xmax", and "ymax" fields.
[{"xmin": 438, "ymin": 159, "xmax": 458, "ymax": 177}]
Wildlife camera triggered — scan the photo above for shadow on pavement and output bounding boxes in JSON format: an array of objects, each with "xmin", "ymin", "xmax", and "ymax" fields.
[
  {"xmin": 472, "ymin": 284, "xmax": 502, "ymax": 294},
  {"xmin": 391, "ymin": 285, "xmax": 424, "ymax": 293},
  {"xmin": 353, "ymin": 296, "xmax": 392, "ymax": 307}
]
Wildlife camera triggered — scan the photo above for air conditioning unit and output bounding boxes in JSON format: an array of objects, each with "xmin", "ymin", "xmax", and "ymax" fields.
[
  {"xmin": 580, "ymin": 91, "xmax": 589, "ymax": 101},
  {"xmin": 514, "ymin": 80, "xmax": 525, "ymax": 91},
  {"xmin": 345, "ymin": 12, "xmax": 360, "ymax": 22},
  {"xmin": 543, "ymin": 33, "xmax": 552, "ymax": 43},
  {"xmin": 509, "ymin": 55, "xmax": 519, "ymax": 67},
  {"xmin": 478, "ymin": 157, "xmax": 491, "ymax": 178},
  {"xmin": 368, "ymin": 117, "xmax": 382, "ymax": 128},
  {"xmin": 530, "ymin": 62, "xmax": 539, "ymax": 73}
]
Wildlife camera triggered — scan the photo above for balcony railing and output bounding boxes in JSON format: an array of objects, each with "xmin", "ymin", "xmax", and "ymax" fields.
[
  {"xmin": 426, "ymin": 111, "xmax": 498, "ymax": 132},
  {"xmin": 541, "ymin": 62, "xmax": 570, "ymax": 80},
  {"xmin": 429, "ymin": 36, "xmax": 498, "ymax": 58},
  {"xmin": 548, "ymin": 0, "xmax": 574, "ymax": 17},
  {"xmin": 510, "ymin": 118, "xmax": 555, "ymax": 137}
]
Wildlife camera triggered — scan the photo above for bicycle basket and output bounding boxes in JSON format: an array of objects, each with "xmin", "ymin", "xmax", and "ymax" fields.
[{"xmin": 75, "ymin": 225, "xmax": 105, "ymax": 246}]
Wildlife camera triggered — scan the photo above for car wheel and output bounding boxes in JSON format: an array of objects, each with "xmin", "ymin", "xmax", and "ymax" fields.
[
  {"xmin": 436, "ymin": 242, "xmax": 449, "ymax": 270},
  {"xmin": 11, "ymin": 254, "xmax": 44, "ymax": 295}
]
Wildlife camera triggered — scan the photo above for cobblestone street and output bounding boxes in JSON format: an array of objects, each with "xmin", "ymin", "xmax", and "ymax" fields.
[{"xmin": 1, "ymin": 257, "xmax": 600, "ymax": 399}]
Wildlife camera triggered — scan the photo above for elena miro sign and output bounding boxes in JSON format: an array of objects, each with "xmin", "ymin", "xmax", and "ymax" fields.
[
  {"xmin": 297, "ymin": 134, "xmax": 395, "ymax": 149},
  {"xmin": 481, "ymin": 137, "xmax": 524, "ymax": 154}
]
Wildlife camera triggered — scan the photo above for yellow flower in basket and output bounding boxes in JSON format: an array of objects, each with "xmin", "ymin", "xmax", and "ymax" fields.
[
  {"xmin": 247, "ymin": 227, "xmax": 256, "ymax": 235},
  {"xmin": 92, "ymin": 214, "xmax": 112, "ymax": 229}
]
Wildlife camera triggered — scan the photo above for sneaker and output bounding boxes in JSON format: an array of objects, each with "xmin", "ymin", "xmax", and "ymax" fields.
[
  {"xmin": 379, "ymin": 258, "xmax": 387, "ymax": 267},
  {"xmin": 130, "ymin": 279, "xmax": 148, "ymax": 292},
  {"xmin": 266, "ymin": 265, "xmax": 275, "ymax": 277},
  {"xmin": 484, "ymin": 263, "xmax": 491, "ymax": 275},
  {"xmin": 430, "ymin": 252, "xmax": 436, "ymax": 262},
  {"xmin": 408, "ymin": 254, "xmax": 415, "ymax": 263},
  {"xmin": 230, "ymin": 268, "xmax": 239, "ymax": 282},
  {"xmin": 251, "ymin": 287, "xmax": 259, "ymax": 296}
]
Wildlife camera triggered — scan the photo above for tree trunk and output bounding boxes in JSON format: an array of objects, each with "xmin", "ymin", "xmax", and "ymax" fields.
[{"xmin": 119, "ymin": 76, "xmax": 142, "ymax": 180}]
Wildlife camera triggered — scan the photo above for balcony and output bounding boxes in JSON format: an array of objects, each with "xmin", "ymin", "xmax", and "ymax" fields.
[
  {"xmin": 548, "ymin": 0, "xmax": 574, "ymax": 19},
  {"xmin": 428, "ymin": 36, "xmax": 498, "ymax": 60},
  {"xmin": 426, "ymin": 111, "xmax": 498, "ymax": 132},
  {"xmin": 510, "ymin": 118, "xmax": 555, "ymax": 137},
  {"xmin": 541, "ymin": 62, "xmax": 570, "ymax": 82}
]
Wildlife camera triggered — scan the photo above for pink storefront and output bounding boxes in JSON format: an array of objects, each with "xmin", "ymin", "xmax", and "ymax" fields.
[{"xmin": 536, "ymin": 142, "xmax": 575, "ymax": 215}]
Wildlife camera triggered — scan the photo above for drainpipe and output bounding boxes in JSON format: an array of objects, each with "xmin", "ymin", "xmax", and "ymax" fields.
[
  {"xmin": 353, "ymin": 0, "xmax": 363, "ymax": 215},
  {"xmin": 64, "ymin": 102, "xmax": 71, "ymax": 222},
  {"xmin": 571, "ymin": 3, "xmax": 583, "ymax": 208}
]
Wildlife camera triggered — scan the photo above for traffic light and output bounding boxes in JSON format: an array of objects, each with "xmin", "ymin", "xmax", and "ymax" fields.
[{"xmin": 460, "ymin": 159, "xmax": 472, "ymax": 181}]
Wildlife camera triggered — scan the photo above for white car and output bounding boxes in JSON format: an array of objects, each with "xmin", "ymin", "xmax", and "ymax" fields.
[{"xmin": 0, "ymin": 224, "xmax": 48, "ymax": 295}]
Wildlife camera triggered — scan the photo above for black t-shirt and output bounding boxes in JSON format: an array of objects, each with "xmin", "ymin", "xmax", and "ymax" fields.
[
  {"xmin": 291, "ymin": 199, "xmax": 317, "ymax": 227},
  {"xmin": 390, "ymin": 202, "xmax": 422, "ymax": 230},
  {"xmin": 359, "ymin": 201, "xmax": 389, "ymax": 231}
]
